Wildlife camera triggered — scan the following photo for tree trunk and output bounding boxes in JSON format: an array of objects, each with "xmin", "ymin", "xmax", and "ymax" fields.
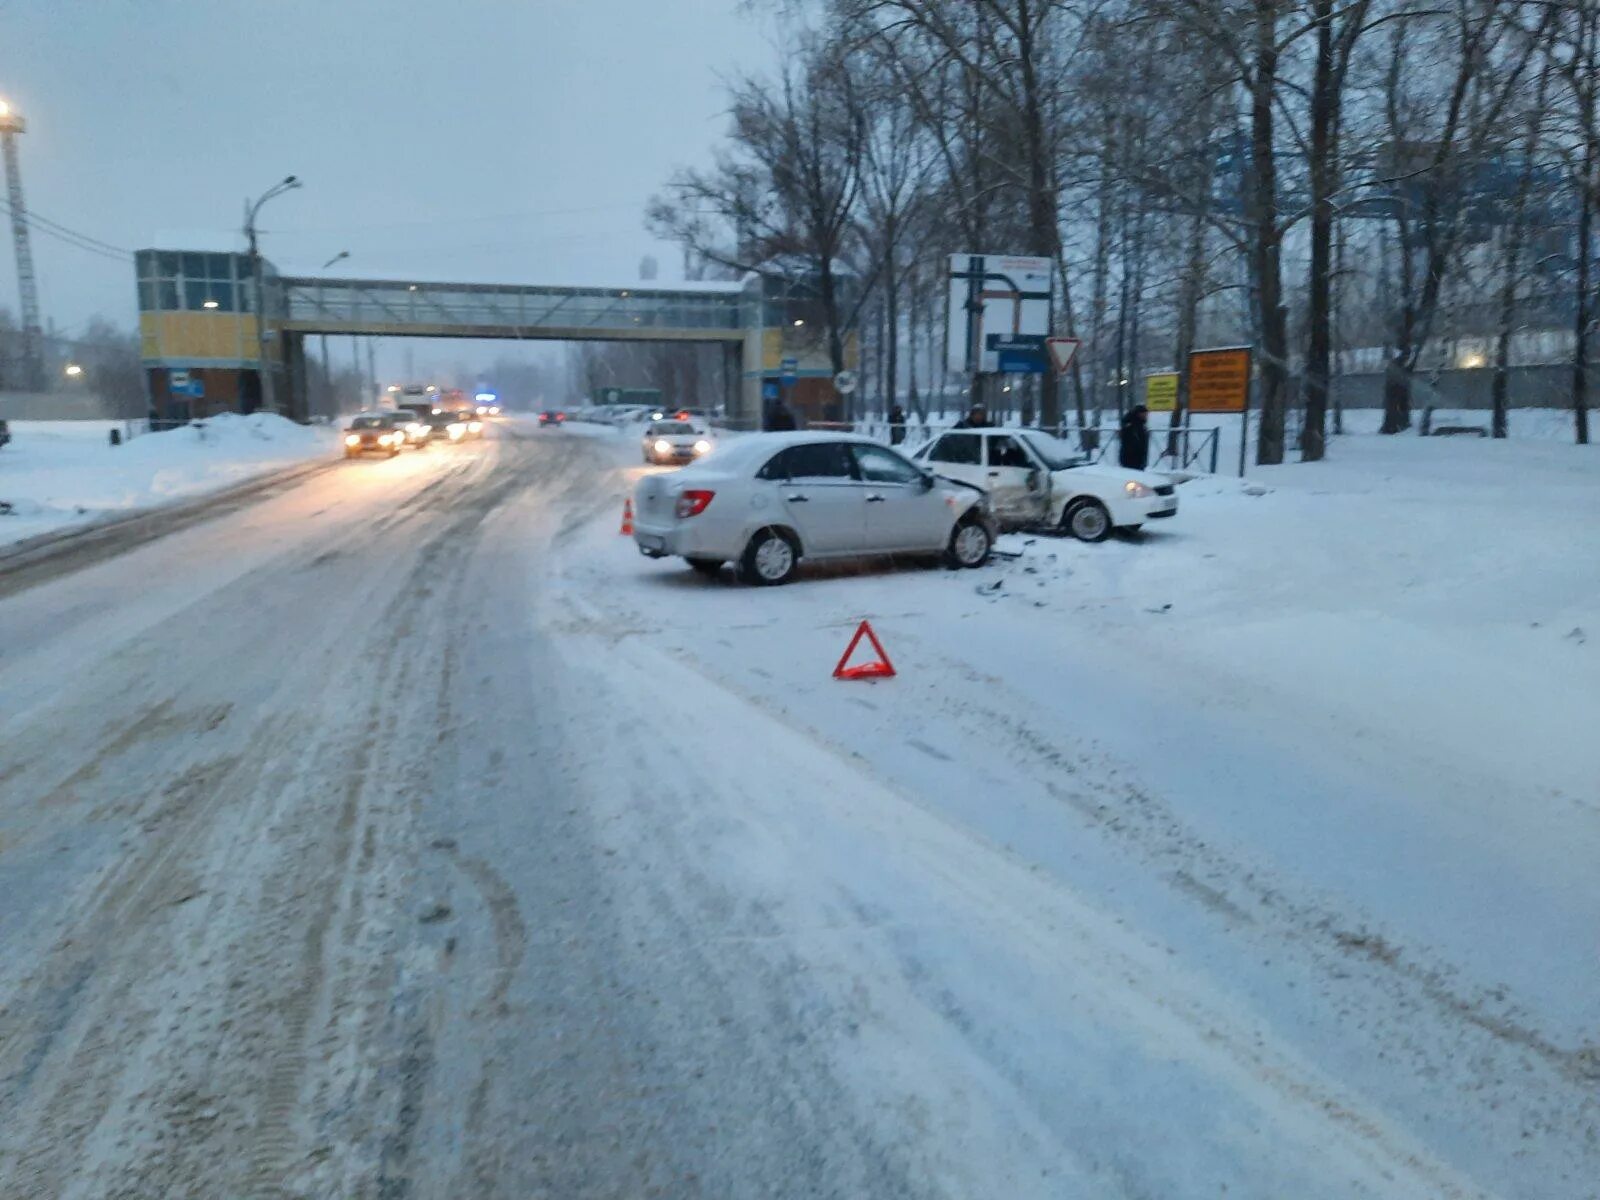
[
  {"xmin": 1168, "ymin": 209, "xmax": 1205, "ymax": 459},
  {"xmin": 1573, "ymin": 141, "xmax": 1593, "ymax": 446},
  {"xmin": 1302, "ymin": 0, "xmax": 1336, "ymax": 462},
  {"xmin": 1249, "ymin": 0, "xmax": 1288, "ymax": 465}
]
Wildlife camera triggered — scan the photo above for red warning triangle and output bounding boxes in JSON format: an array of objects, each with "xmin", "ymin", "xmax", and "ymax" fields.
[{"xmin": 833, "ymin": 620, "xmax": 896, "ymax": 680}]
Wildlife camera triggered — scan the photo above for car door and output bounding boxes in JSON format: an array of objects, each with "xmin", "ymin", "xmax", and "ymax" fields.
[
  {"xmin": 761, "ymin": 442, "xmax": 867, "ymax": 555},
  {"xmin": 851, "ymin": 443, "xmax": 953, "ymax": 551},
  {"xmin": 983, "ymin": 434, "xmax": 1049, "ymax": 525},
  {"xmin": 922, "ymin": 432, "xmax": 984, "ymax": 489}
]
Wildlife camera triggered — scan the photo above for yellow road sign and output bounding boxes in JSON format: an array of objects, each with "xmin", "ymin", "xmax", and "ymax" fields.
[{"xmin": 1144, "ymin": 372, "xmax": 1178, "ymax": 412}]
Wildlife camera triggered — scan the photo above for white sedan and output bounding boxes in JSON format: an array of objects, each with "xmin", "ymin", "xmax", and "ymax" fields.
[
  {"xmin": 642, "ymin": 420, "xmax": 713, "ymax": 466},
  {"xmin": 911, "ymin": 428, "xmax": 1177, "ymax": 540},
  {"xmin": 632, "ymin": 432, "xmax": 997, "ymax": 585}
]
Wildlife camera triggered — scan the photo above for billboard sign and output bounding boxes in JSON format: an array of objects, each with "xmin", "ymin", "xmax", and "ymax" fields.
[
  {"xmin": 947, "ymin": 254, "xmax": 1052, "ymax": 374},
  {"xmin": 1188, "ymin": 347, "xmax": 1251, "ymax": 413}
]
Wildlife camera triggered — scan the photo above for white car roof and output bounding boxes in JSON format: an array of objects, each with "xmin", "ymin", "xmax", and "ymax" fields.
[{"xmin": 672, "ymin": 431, "xmax": 889, "ymax": 474}]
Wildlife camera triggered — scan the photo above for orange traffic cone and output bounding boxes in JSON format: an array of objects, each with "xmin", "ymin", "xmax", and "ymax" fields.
[{"xmin": 620, "ymin": 498, "xmax": 634, "ymax": 536}]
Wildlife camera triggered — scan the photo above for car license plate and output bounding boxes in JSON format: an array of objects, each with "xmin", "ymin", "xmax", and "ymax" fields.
[{"xmin": 638, "ymin": 534, "xmax": 665, "ymax": 551}]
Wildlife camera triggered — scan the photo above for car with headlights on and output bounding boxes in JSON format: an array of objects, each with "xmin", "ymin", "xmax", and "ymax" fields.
[
  {"xmin": 642, "ymin": 419, "xmax": 713, "ymax": 466},
  {"xmin": 343, "ymin": 414, "xmax": 405, "ymax": 459},
  {"xmin": 538, "ymin": 409, "xmax": 567, "ymax": 427},
  {"xmin": 386, "ymin": 411, "xmax": 432, "ymax": 447},
  {"xmin": 632, "ymin": 432, "xmax": 995, "ymax": 585},
  {"xmin": 425, "ymin": 410, "xmax": 471, "ymax": 444},
  {"xmin": 910, "ymin": 428, "xmax": 1177, "ymax": 540}
]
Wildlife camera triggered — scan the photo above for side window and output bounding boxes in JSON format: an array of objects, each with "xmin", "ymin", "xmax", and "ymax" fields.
[
  {"xmin": 988, "ymin": 435, "xmax": 1033, "ymax": 469},
  {"xmin": 852, "ymin": 444, "xmax": 923, "ymax": 485},
  {"xmin": 928, "ymin": 434, "xmax": 980, "ymax": 465},
  {"xmin": 776, "ymin": 442, "xmax": 855, "ymax": 480}
]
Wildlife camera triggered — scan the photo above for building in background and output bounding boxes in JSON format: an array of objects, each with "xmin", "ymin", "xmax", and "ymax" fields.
[{"xmin": 135, "ymin": 249, "xmax": 295, "ymax": 422}]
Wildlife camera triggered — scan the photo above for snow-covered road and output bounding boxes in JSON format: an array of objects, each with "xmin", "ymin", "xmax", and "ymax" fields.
[{"xmin": 0, "ymin": 418, "xmax": 1594, "ymax": 1198}]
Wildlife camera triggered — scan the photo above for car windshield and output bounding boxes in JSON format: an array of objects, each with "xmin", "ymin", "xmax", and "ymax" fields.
[
  {"xmin": 651, "ymin": 422, "xmax": 696, "ymax": 435},
  {"xmin": 350, "ymin": 417, "xmax": 386, "ymax": 429},
  {"xmin": 1019, "ymin": 432, "xmax": 1090, "ymax": 470}
]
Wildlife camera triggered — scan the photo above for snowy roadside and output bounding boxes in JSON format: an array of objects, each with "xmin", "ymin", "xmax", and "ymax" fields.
[
  {"xmin": 0, "ymin": 414, "xmax": 340, "ymax": 548},
  {"xmin": 537, "ymin": 421, "xmax": 1600, "ymax": 1195}
]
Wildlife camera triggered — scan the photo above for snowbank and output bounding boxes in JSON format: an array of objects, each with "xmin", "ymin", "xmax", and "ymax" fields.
[{"xmin": 0, "ymin": 414, "xmax": 339, "ymax": 547}]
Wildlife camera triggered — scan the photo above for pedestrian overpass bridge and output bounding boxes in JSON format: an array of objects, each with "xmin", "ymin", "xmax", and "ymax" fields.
[
  {"xmin": 135, "ymin": 249, "xmax": 840, "ymax": 423},
  {"xmin": 278, "ymin": 274, "xmax": 753, "ymax": 343}
]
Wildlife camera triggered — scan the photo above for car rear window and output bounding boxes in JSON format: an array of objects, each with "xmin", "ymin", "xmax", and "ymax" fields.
[{"xmin": 758, "ymin": 442, "xmax": 855, "ymax": 481}]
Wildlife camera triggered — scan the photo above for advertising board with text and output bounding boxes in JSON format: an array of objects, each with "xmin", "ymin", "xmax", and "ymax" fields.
[
  {"xmin": 1144, "ymin": 372, "xmax": 1178, "ymax": 412},
  {"xmin": 1187, "ymin": 347, "xmax": 1251, "ymax": 413}
]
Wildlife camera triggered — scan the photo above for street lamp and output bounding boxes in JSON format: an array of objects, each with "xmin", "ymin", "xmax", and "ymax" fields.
[
  {"xmin": 244, "ymin": 174, "xmax": 301, "ymax": 415},
  {"xmin": 63, "ymin": 362, "xmax": 83, "ymax": 377},
  {"xmin": 321, "ymin": 249, "xmax": 349, "ymax": 270}
]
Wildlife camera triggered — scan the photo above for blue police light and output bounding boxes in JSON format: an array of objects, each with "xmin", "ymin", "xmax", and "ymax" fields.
[{"xmin": 475, "ymin": 391, "xmax": 497, "ymax": 403}]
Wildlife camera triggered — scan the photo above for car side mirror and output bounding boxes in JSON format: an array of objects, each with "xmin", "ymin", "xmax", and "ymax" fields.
[{"xmin": 919, "ymin": 471, "xmax": 936, "ymax": 491}]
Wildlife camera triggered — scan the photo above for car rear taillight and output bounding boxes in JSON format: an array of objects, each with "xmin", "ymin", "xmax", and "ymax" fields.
[{"xmin": 675, "ymin": 490, "xmax": 715, "ymax": 518}]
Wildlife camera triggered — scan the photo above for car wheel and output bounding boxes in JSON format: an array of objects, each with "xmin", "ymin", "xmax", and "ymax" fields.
[
  {"xmin": 738, "ymin": 528, "xmax": 798, "ymax": 585},
  {"xmin": 944, "ymin": 516, "xmax": 993, "ymax": 568},
  {"xmin": 1063, "ymin": 498, "xmax": 1112, "ymax": 543},
  {"xmin": 687, "ymin": 557, "xmax": 724, "ymax": 578}
]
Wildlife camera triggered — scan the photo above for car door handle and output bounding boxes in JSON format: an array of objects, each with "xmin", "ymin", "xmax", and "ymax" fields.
[
  {"xmin": 785, "ymin": 494, "xmax": 809, "ymax": 502},
  {"xmin": 987, "ymin": 470, "xmax": 1001, "ymax": 476},
  {"xmin": 865, "ymin": 494, "xmax": 886, "ymax": 503}
]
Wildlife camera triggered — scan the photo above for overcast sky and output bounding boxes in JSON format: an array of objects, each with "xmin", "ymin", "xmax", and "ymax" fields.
[{"xmin": 0, "ymin": 0, "xmax": 772, "ymax": 382}]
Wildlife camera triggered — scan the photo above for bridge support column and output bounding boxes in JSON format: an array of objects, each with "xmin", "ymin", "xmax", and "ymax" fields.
[{"xmin": 736, "ymin": 328, "xmax": 764, "ymax": 429}]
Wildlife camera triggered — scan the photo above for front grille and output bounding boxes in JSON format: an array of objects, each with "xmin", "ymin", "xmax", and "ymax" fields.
[{"xmin": 1154, "ymin": 484, "xmax": 1175, "ymax": 497}]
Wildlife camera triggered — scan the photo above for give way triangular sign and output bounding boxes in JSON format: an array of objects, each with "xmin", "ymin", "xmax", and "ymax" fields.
[
  {"xmin": 1046, "ymin": 336, "xmax": 1081, "ymax": 376},
  {"xmin": 833, "ymin": 620, "xmax": 896, "ymax": 680}
]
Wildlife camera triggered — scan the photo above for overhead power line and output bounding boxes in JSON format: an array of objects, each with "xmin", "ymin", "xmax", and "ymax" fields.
[{"xmin": 0, "ymin": 197, "xmax": 132, "ymax": 263}]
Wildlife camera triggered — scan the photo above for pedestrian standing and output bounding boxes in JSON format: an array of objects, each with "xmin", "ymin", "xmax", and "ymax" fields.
[
  {"xmin": 887, "ymin": 403, "xmax": 906, "ymax": 445},
  {"xmin": 953, "ymin": 403, "xmax": 991, "ymax": 430},
  {"xmin": 1118, "ymin": 404, "xmax": 1150, "ymax": 469}
]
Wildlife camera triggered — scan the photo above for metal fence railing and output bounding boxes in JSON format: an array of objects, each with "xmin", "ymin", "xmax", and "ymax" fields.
[{"xmin": 788, "ymin": 418, "xmax": 1224, "ymax": 474}]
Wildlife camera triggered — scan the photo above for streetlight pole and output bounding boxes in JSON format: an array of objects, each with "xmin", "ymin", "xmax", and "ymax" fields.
[
  {"xmin": 318, "ymin": 252, "xmax": 347, "ymax": 414},
  {"xmin": 244, "ymin": 175, "xmax": 300, "ymax": 415}
]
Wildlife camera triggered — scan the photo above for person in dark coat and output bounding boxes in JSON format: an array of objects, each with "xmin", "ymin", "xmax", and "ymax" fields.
[
  {"xmin": 1118, "ymin": 405, "xmax": 1150, "ymax": 469},
  {"xmin": 887, "ymin": 403, "xmax": 907, "ymax": 445},
  {"xmin": 952, "ymin": 403, "xmax": 991, "ymax": 430},
  {"xmin": 767, "ymin": 402, "xmax": 797, "ymax": 432}
]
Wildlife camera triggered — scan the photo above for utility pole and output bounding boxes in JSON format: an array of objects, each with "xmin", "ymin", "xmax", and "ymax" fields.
[
  {"xmin": 0, "ymin": 100, "xmax": 45, "ymax": 392},
  {"xmin": 367, "ymin": 340, "xmax": 377, "ymax": 408},
  {"xmin": 243, "ymin": 175, "xmax": 300, "ymax": 415}
]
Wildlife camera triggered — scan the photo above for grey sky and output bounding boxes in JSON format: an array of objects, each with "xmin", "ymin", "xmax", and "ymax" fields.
[{"xmin": 0, "ymin": 0, "xmax": 770, "ymax": 380}]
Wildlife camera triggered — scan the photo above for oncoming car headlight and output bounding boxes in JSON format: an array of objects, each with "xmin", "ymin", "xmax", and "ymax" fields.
[
  {"xmin": 447, "ymin": 423, "xmax": 465, "ymax": 439},
  {"xmin": 653, "ymin": 438, "xmax": 671, "ymax": 454},
  {"xmin": 344, "ymin": 434, "xmax": 360, "ymax": 446},
  {"xmin": 467, "ymin": 420, "xmax": 483, "ymax": 433},
  {"xmin": 692, "ymin": 439, "xmax": 712, "ymax": 455},
  {"xmin": 1125, "ymin": 481, "xmax": 1153, "ymax": 498}
]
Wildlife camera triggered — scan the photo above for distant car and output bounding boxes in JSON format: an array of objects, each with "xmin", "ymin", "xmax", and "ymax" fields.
[
  {"xmin": 539, "ymin": 410, "xmax": 567, "ymax": 427},
  {"xmin": 426, "ymin": 410, "xmax": 470, "ymax": 444},
  {"xmin": 344, "ymin": 414, "xmax": 404, "ymax": 458},
  {"xmin": 910, "ymin": 428, "xmax": 1177, "ymax": 540},
  {"xmin": 642, "ymin": 419, "xmax": 713, "ymax": 465},
  {"xmin": 632, "ymin": 432, "xmax": 995, "ymax": 585},
  {"xmin": 458, "ymin": 413, "xmax": 485, "ymax": 439},
  {"xmin": 474, "ymin": 402, "xmax": 502, "ymax": 416},
  {"xmin": 385, "ymin": 411, "xmax": 431, "ymax": 447}
]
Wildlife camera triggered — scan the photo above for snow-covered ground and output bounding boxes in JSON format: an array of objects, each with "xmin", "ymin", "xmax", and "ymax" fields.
[
  {"xmin": 0, "ymin": 414, "xmax": 340, "ymax": 547},
  {"xmin": 548, "ymin": 419, "xmax": 1600, "ymax": 1194},
  {"xmin": 1, "ymin": 416, "xmax": 1595, "ymax": 1197}
]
